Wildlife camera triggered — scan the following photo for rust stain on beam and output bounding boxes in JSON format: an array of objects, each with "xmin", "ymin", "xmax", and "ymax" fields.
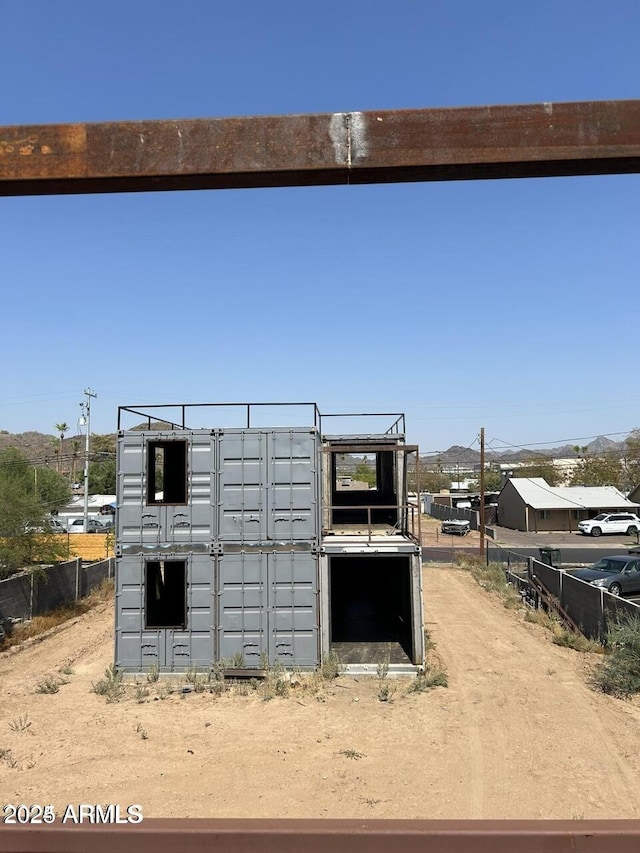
[{"xmin": 1, "ymin": 99, "xmax": 640, "ymax": 196}]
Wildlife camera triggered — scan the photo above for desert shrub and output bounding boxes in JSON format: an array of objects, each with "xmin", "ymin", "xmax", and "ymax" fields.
[
  {"xmin": 407, "ymin": 667, "xmax": 448, "ymax": 693},
  {"xmin": 592, "ymin": 614, "xmax": 640, "ymax": 698},
  {"xmin": 35, "ymin": 676, "xmax": 61, "ymax": 694},
  {"xmin": 552, "ymin": 628, "xmax": 602, "ymax": 654},
  {"xmin": 92, "ymin": 664, "xmax": 124, "ymax": 703},
  {"xmin": 320, "ymin": 650, "xmax": 342, "ymax": 681},
  {"xmin": 146, "ymin": 663, "xmax": 159, "ymax": 683}
]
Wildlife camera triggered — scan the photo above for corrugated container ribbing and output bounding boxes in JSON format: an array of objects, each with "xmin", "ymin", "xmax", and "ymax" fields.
[
  {"xmin": 115, "ymin": 550, "xmax": 319, "ymax": 672},
  {"xmin": 115, "ymin": 552, "xmax": 215, "ymax": 672},
  {"xmin": 117, "ymin": 430, "xmax": 215, "ymax": 551},
  {"xmin": 217, "ymin": 550, "xmax": 319, "ymax": 668},
  {"xmin": 217, "ymin": 428, "xmax": 320, "ymax": 544}
]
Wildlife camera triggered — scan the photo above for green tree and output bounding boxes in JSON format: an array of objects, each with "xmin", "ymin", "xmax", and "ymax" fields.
[
  {"xmin": 353, "ymin": 461, "xmax": 376, "ymax": 488},
  {"xmin": 417, "ymin": 471, "xmax": 451, "ymax": 493},
  {"xmin": 467, "ymin": 469, "xmax": 504, "ymax": 492},
  {"xmin": 88, "ymin": 459, "xmax": 116, "ymax": 494},
  {"xmin": 511, "ymin": 455, "xmax": 563, "ymax": 486},
  {"xmin": 71, "ymin": 438, "xmax": 81, "ymax": 484},
  {"xmin": 623, "ymin": 429, "xmax": 640, "ymax": 491},
  {"xmin": 85, "ymin": 433, "xmax": 117, "ymax": 494},
  {"xmin": 0, "ymin": 448, "xmax": 70, "ymax": 576},
  {"xmin": 570, "ymin": 455, "xmax": 623, "ymax": 488},
  {"xmin": 91, "ymin": 433, "xmax": 116, "ymax": 458}
]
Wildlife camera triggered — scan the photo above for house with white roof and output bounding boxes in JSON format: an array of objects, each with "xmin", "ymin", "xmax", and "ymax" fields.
[{"xmin": 497, "ymin": 478, "xmax": 639, "ymax": 532}]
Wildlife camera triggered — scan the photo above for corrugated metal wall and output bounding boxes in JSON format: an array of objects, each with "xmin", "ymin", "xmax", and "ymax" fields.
[
  {"xmin": 217, "ymin": 551, "xmax": 318, "ymax": 668},
  {"xmin": 115, "ymin": 428, "xmax": 320, "ymax": 671},
  {"xmin": 118, "ymin": 430, "xmax": 215, "ymax": 549},
  {"xmin": 116, "ymin": 553, "xmax": 215, "ymax": 670}
]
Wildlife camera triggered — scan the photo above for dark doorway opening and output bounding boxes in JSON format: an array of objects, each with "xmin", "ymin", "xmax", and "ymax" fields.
[
  {"xmin": 145, "ymin": 560, "xmax": 187, "ymax": 628},
  {"xmin": 330, "ymin": 555, "xmax": 413, "ymax": 664}
]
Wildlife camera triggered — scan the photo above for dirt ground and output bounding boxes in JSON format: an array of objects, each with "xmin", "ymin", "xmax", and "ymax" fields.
[{"xmin": 2, "ymin": 565, "xmax": 640, "ymax": 820}]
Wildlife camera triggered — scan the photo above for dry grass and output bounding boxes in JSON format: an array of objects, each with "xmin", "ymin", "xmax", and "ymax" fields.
[
  {"xmin": 453, "ymin": 553, "xmax": 521, "ymax": 608},
  {"xmin": 0, "ymin": 579, "xmax": 114, "ymax": 652},
  {"xmin": 523, "ymin": 597, "xmax": 604, "ymax": 654},
  {"xmin": 453, "ymin": 555, "xmax": 604, "ymax": 654}
]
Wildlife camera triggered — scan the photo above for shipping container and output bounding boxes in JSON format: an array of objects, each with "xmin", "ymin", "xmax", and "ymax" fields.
[
  {"xmin": 114, "ymin": 404, "xmax": 423, "ymax": 674},
  {"xmin": 117, "ymin": 430, "xmax": 215, "ymax": 552},
  {"xmin": 116, "ymin": 553, "xmax": 215, "ymax": 672},
  {"xmin": 217, "ymin": 550, "xmax": 319, "ymax": 668},
  {"xmin": 217, "ymin": 428, "xmax": 320, "ymax": 543}
]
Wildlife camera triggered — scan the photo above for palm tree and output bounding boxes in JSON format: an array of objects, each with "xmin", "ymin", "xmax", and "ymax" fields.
[{"xmin": 54, "ymin": 422, "xmax": 68, "ymax": 475}]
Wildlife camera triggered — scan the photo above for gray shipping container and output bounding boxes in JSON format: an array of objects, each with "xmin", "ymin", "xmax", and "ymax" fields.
[
  {"xmin": 116, "ymin": 428, "xmax": 320, "ymax": 550},
  {"xmin": 115, "ymin": 550, "xmax": 319, "ymax": 672},
  {"xmin": 117, "ymin": 430, "xmax": 215, "ymax": 551},
  {"xmin": 217, "ymin": 550, "xmax": 319, "ymax": 668},
  {"xmin": 116, "ymin": 553, "xmax": 215, "ymax": 671},
  {"xmin": 114, "ymin": 406, "xmax": 422, "ymax": 674},
  {"xmin": 218, "ymin": 429, "xmax": 320, "ymax": 543}
]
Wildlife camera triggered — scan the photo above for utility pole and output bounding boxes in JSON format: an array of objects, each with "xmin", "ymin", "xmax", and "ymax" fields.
[
  {"xmin": 79, "ymin": 388, "xmax": 97, "ymax": 534},
  {"xmin": 479, "ymin": 427, "xmax": 486, "ymax": 559}
]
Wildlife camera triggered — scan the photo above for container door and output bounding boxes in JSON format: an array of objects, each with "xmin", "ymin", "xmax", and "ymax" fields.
[
  {"xmin": 217, "ymin": 552, "xmax": 268, "ymax": 666},
  {"xmin": 117, "ymin": 434, "xmax": 162, "ymax": 550},
  {"xmin": 163, "ymin": 553, "xmax": 215, "ymax": 669},
  {"xmin": 268, "ymin": 431, "xmax": 319, "ymax": 542},
  {"xmin": 268, "ymin": 552, "xmax": 319, "ymax": 668},
  {"xmin": 165, "ymin": 433, "xmax": 215, "ymax": 546},
  {"xmin": 116, "ymin": 554, "xmax": 164, "ymax": 669},
  {"xmin": 218, "ymin": 432, "xmax": 268, "ymax": 542}
]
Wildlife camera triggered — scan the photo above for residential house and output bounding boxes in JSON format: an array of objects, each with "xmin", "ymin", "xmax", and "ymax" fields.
[{"xmin": 497, "ymin": 478, "xmax": 639, "ymax": 532}]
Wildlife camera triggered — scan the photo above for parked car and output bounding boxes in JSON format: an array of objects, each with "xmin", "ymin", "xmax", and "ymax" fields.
[
  {"xmin": 68, "ymin": 518, "xmax": 106, "ymax": 534},
  {"xmin": 569, "ymin": 555, "xmax": 640, "ymax": 596},
  {"xmin": 25, "ymin": 517, "xmax": 66, "ymax": 534},
  {"xmin": 577, "ymin": 513, "xmax": 640, "ymax": 538}
]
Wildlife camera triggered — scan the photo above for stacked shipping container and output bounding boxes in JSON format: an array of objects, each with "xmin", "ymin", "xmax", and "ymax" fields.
[{"xmin": 115, "ymin": 427, "xmax": 321, "ymax": 672}]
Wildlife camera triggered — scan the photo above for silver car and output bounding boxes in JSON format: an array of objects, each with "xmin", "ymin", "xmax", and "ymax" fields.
[{"xmin": 570, "ymin": 556, "xmax": 640, "ymax": 596}]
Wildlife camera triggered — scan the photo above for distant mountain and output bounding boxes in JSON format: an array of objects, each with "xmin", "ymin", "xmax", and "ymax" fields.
[
  {"xmin": 586, "ymin": 435, "xmax": 620, "ymax": 454},
  {"xmin": 431, "ymin": 445, "xmax": 481, "ymax": 464},
  {"xmin": 0, "ymin": 428, "xmax": 630, "ymax": 469},
  {"xmin": 0, "ymin": 430, "xmax": 114, "ymax": 467},
  {"xmin": 424, "ymin": 435, "xmax": 628, "ymax": 466},
  {"xmin": 0, "ymin": 431, "xmax": 74, "ymax": 463}
]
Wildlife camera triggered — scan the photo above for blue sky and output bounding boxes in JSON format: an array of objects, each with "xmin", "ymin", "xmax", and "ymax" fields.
[{"xmin": 1, "ymin": 1, "xmax": 638, "ymax": 456}]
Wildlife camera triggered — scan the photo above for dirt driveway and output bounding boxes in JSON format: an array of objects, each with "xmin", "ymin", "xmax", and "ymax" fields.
[{"xmin": 1, "ymin": 566, "xmax": 640, "ymax": 820}]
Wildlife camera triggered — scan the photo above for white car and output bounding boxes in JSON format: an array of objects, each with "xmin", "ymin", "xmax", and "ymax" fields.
[
  {"xmin": 577, "ymin": 513, "xmax": 640, "ymax": 538},
  {"xmin": 67, "ymin": 518, "xmax": 107, "ymax": 534}
]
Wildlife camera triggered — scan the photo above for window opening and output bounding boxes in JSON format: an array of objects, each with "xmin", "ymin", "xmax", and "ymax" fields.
[
  {"xmin": 147, "ymin": 440, "xmax": 187, "ymax": 504},
  {"xmin": 343, "ymin": 453, "xmax": 377, "ymax": 490},
  {"xmin": 331, "ymin": 449, "xmax": 397, "ymax": 526},
  {"xmin": 145, "ymin": 560, "xmax": 187, "ymax": 628}
]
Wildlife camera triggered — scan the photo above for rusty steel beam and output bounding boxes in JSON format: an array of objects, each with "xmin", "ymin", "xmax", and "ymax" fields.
[
  {"xmin": 1, "ymin": 99, "xmax": 640, "ymax": 196},
  {"xmin": 3, "ymin": 820, "xmax": 640, "ymax": 853}
]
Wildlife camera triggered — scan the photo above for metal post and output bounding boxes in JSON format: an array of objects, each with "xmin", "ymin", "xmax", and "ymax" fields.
[
  {"xmin": 81, "ymin": 388, "xmax": 97, "ymax": 534},
  {"xmin": 479, "ymin": 427, "xmax": 486, "ymax": 559}
]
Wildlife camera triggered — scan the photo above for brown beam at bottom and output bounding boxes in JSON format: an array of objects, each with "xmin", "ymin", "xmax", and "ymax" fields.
[{"xmin": 3, "ymin": 820, "xmax": 640, "ymax": 853}]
